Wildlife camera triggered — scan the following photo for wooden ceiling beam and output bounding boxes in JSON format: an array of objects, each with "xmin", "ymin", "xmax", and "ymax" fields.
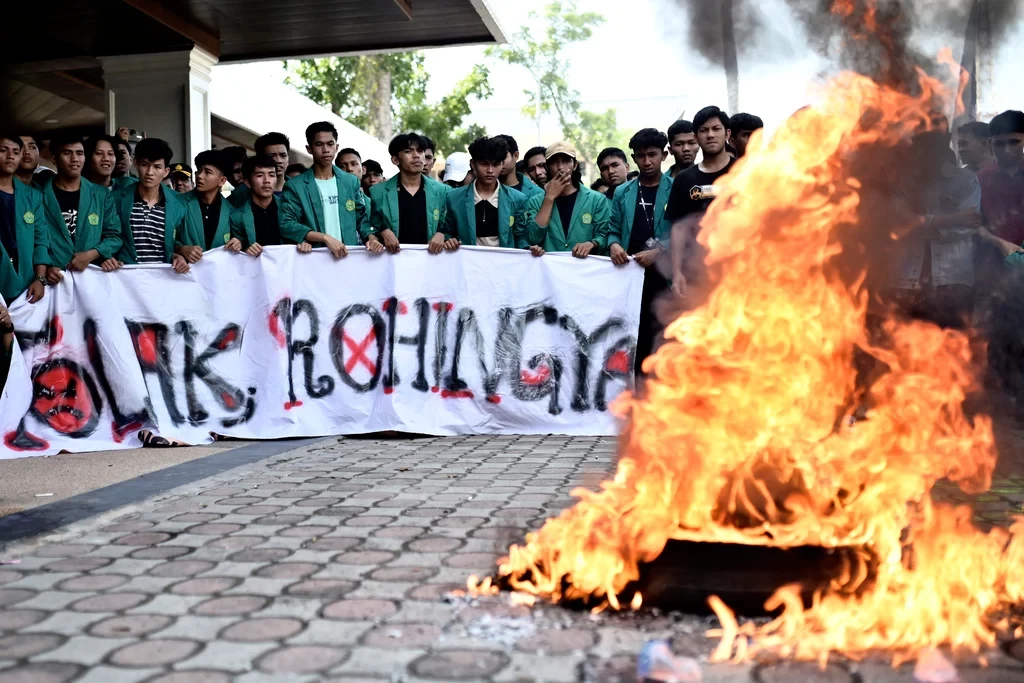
[
  {"xmin": 392, "ymin": 0, "xmax": 413, "ymax": 20},
  {"xmin": 120, "ymin": 0, "xmax": 221, "ymax": 57}
]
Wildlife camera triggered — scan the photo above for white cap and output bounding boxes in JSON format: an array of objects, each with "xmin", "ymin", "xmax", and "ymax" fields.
[{"xmin": 443, "ymin": 152, "xmax": 471, "ymax": 183}]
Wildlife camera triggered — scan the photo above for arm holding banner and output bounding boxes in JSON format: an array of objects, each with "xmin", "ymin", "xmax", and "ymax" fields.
[
  {"xmin": 29, "ymin": 191, "xmax": 52, "ymax": 303},
  {"xmin": 227, "ymin": 206, "xmax": 251, "ymax": 252},
  {"xmin": 524, "ymin": 194, "xmax": 550, "ymax": 247},
  {"xmin": 607, "ymin": 185, "xmax": 629, "ymax": 265},
  {"xmin": 367, "ymin": 181, "xmax": 400, "ymax": 254},
  {"xmin": 279, "ymin": 181, "xmax": 315, "ymax": 245},
  {"xmin": 511, "ymin": 192, "xmax": 529, "ymax": 250},
  {"xmin": 355, "ymin": 186, "xmax": 371, "ymax": 243},
  {"xmin": 94, "ymin": 191, "xmax": 124, "ymax": 262},
  {"xmin": 590, "ymin": 189, "xmax": 612, "ymax": 253}
]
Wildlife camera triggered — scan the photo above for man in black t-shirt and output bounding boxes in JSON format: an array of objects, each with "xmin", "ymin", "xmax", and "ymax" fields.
[
  {"xmin": 729, "ymin": 113, "xmax": 764, "ymax": 159},
  {"xmin": 666, "ymin": 105, "xmax": 736, "ymax": 299}
]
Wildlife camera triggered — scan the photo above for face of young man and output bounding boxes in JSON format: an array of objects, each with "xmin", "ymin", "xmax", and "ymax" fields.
[
  {"xmin": 195, "ymin": 164, "xmax": 225, "ymax": 194},
  {"xmin": 697, "ymin": 117, "xmax": 728, "ymax": 157},
  {"xmin": 393, "ymin": 144, "xmax": 425, "ymax": 175},
  {"xmin": 362, "ymin": 172, "xmax": 384, "ymax": 192},
  {"xmin": 0, "ymin": 139, "xmax": 23, "ymax": 176},
  {"xmin": 471, "ymin": 159, "xmax": 502, "ymax": 187},
  {"xmin": 137, "ymin": 159, "xmax": 169, "ymax": 190},
  {"xmin": 172, "ymin": 174, "xmax": 194, "ymax": 193},
  {"xmin": 423, "ymin": 149, "xmax": 435, "ymax": 174},
  {"xmin": 90, "ymin": 140, "xmax": 117, "ymax": 180},
  {"xmin": 501, "ymin": 151, "xmax": 520, "ymax": 178},
  {"xmin": 957, "ymin": 134, "xmax": 990, "ymax": 170},
  {"xmin": 670, "ymin": 132, "xmax": 699, "ymax": 168},
  {"xmin": 632, "ymin": 147, "xmax": 667, "ymax": 180},
  {"xmin": 56, "ymin": 142, "xmax": 86, "ymax": 181},
  {"xmin": 546, "ymin": 154, "xmax": 576, "ymax": 180},
  {"xmin": 263, "ymin": 144, "xmax": 290, "ymax": 179},
  {"xmin": 115, "ymin": 143, "xmax": 132, "ymax": 176},
  {"xmin": 249, "ymin": 166, "xmax": 277, "ymax": 200},
  {"xmin": 19, "ymin": 136, "xmax": 39, "ymax": 173},
  {"xmin": 525, "ymin": 153, "xmax": 547, "ymax": 185},
  {"xmin": 731, "ymin": 129, "xmax": 758, "ymax": 158},
  {"xmin": 338, "ymin": 153, "xmax": 363, "ymax": 181},
  {"xmin": 308, "ymin": 132, "xmax": 338, "ymax": 170},
  {"xmin": 991, "ymin": 131, "xmax": 1024, "ymax": 170},
  {"xmin": 599, "ymin": 156, "xmax": 629, "ymax": 187},
  {"xmin": 232, "ymin": 162, "xmax": 244, "ymax": 186}
]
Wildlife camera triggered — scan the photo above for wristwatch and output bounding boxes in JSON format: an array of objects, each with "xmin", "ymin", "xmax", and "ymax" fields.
[{"xmin": 34, "ymin": 275, "xmax": 47, "ymax": 285}]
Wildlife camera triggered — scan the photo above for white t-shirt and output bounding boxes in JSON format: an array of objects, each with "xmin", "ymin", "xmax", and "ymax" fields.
[{"xmin": 315, "ymin": 176, "xmax": 342, "ymax": 241}]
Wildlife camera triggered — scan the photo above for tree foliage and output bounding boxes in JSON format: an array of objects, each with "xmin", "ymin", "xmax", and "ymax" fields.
[
  {"xmin": 487, "ymin": 0, "xmax": 627, "ymax": 169},
  {"xmin": 285, "ymin": 53, "xmax": 492, "ymax": 154}
]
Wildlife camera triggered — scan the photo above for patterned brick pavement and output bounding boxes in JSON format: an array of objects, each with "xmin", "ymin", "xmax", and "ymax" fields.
[{"xmin": 0, "ymin": 433, "xmax": 1021, "ymax": 682}]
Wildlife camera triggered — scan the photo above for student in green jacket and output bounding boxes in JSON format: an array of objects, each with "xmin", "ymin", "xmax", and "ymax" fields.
[
  {"xmin": 336, "ymin": 147, "xmax": 373, "ymax": 215},
  {"xmin": 608, "ymin": 129, "xmax": 674, "ymax": 267},
  {"xmin": 280, "ymin": 122, "xmax": 368, "ymax": 259},
  {"xmin": 495, "ymin": 134, "xmax": 544, "ymax": 199},
  {"xmin": 178, "ymin": 150, "xmax": 232, "ymax": 265},
  {"xmin": 608, "ymin": 128, "xmax": 676, "ymax": 376},
  {"xmin": 83, "ymin": 134, "xmax": 120, "ymax": 191},
  {"xmin": 524, "ymin": 140, "xmax": 611, "ymax": 258},
  {"xmin": 441, "ymin": 136, "xmax": 527, "ymax": 250},
  {"xmin": 107, "ymin": 138, "xmax": 191, "ymax": 274},
  {"xmin": 0, "ymin": 134, "xmax": 50, "ymax": 303},
  {"xmin": 39, "ymin": 132, "xmax": 123, "ymax": 285},
  {"xmin": 228, "ymin": 154, "xmax": 312, "ymax": 257},
  {"xmin": 367, "ymin": 132, "xmax": 450, "ymax": 254}
]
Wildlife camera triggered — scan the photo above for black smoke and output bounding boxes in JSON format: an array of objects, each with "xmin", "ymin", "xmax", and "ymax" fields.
[{"xmin": 663, "ymin": 0, "xmax": 1022, "ymax": 91}]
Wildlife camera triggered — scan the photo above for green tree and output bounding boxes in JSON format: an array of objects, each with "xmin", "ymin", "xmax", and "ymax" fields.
[
  {"xmin": 286, "ymin": 53, "xmax": 492, "ymax": 154},
  {"xmin": 487, "ymin": 0, "xmax": 622, "ymax": 169},
  {"xmin": 569, "ymin": 110, "xmax": 633, "ymax": 175}
]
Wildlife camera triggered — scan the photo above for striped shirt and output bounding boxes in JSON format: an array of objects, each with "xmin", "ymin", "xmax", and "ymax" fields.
[{"xmin": 130, "ymin": 198, "xmax": 167, "ymax": 264}]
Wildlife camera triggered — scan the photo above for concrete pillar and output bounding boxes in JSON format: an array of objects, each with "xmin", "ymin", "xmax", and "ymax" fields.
[{"xmin": 100, "ymin": 47, "xmax": 217, "ymax": 168}]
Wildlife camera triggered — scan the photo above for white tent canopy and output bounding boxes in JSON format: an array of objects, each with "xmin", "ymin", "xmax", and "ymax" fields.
[{"xmin": 210, "ymin": 63, "xmax": 395, "ymax": 177}]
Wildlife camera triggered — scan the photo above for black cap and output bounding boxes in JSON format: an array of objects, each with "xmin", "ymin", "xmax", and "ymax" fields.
[{"xmin": 169, "ymin": 163, "xmax": 192, "ymax": 178}]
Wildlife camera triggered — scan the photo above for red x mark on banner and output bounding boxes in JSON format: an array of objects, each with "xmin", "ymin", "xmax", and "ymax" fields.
[{"xmin": 343, "ymin": 330, "xmax": 377, "ymax": 375}]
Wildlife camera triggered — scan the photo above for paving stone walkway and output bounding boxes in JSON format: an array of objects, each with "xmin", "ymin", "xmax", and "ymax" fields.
[{"xmin": 0, "ymin": 434, "xmax": 1021, "ymax": 682}]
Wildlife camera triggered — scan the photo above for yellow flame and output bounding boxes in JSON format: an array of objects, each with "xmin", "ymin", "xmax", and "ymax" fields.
[{"xmin": 482, "ymin": 61, "xmax": 1024, "ymax": 664}]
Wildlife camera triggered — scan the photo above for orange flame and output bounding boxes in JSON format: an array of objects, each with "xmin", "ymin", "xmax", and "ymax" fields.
[{"xmin": 482, "ymin": 61, "xmax": 1024, "ymax": 663}]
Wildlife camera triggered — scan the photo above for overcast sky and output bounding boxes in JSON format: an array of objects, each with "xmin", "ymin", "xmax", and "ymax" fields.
[
  {"xmin": 235, "ymin": 0, "xmax": 1022, "ymax": 152},
  {"xmin": 420, "ymin": 0, "xmax": 1022, "ymax": 148}
]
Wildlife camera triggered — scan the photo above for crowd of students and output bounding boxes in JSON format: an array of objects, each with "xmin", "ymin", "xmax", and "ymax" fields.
[{"xmin": 1, "ymin": 104, "xmax": 1023, "ymax": 395}]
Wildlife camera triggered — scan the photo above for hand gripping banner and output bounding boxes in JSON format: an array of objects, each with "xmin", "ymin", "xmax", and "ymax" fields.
[{"xmin": 0, "ymin": 246, "xmax": 644, "ymax": 458}]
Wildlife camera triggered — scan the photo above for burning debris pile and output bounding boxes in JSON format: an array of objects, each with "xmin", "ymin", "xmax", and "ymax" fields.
[{"xmin": 474, "ymin": 0, "xmax": 1024, "ymax": 665}]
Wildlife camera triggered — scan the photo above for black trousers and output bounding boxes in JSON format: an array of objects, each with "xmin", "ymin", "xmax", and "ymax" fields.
[{"xmin": 634, "ymin": 267, "xmax": 669, "ymax": 376}]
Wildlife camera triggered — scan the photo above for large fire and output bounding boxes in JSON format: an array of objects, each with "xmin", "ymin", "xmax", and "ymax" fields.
[{"xmin": 473, "ymin": 23, "xmax": 1024, "ymax": 666}]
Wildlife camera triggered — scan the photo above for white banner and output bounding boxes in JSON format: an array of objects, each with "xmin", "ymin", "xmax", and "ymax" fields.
[{"xmin": 0, "ymin": 246, "xmax": 644, "ymax": 458}]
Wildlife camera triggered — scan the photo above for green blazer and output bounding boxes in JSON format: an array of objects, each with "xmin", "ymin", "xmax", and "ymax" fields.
[
  {"xmin": 360, "ymin": 189, "xmax": 372, "ymax": 217},
  {"xmin": 112, "ymin": 185, "xmax": 188, "ymax": 264},
  {"xmin": 607, "ymin": 174, "xmax": 674, "ymax": 249},
  {"xmin": 0, "ymin": 182, "xmax": 52, "ymax": 301},
  {"xmin": 280, "ymin": 166, "xmax": 367, "ymax": 246},
  {"xmin": 228, "ymin": 183, "xmax": 250, "ymax": 209},
  {"xmin": 442, "ymin": 184, "xmax": 527, "ymax": 249},
  {"xmin": 39, "ymin": 176, "xmax": 123, "ymax": 268},
  {"xmin": 513, "ymin": 172, "xmax": 544, "ymax": 199},
  {"xmin": 182, "ymin": 192, "xmax": 232, "ymax": 250},
  {"xmin": 524, "ymin": 186, "xmax": 612, "ymax": 253},
  {"xmin": 230, "ymin": 196, "xmax": 292, "ymax": 249},
  {"xmin": 111, "ymin": 176, "xmax": 138, "ymax": 192},
  {"xmin": 367, "ymin": 174, "xmax": 450, "ymax": 241}
]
